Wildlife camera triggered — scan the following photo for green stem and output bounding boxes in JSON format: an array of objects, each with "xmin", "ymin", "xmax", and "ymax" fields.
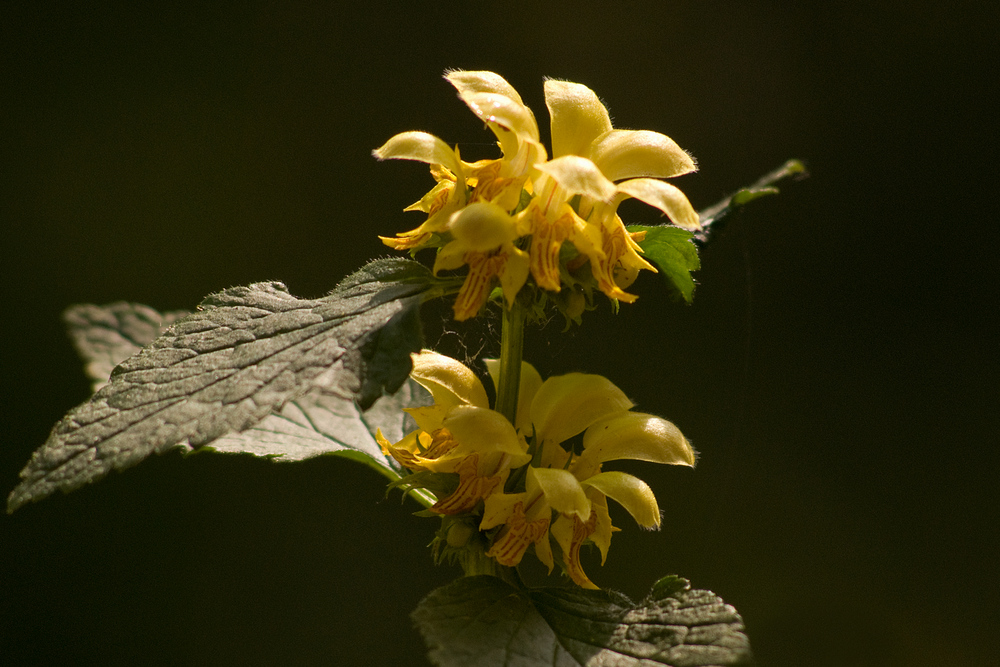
[
  {"xmin": 458, "ymin": 543, "xmax": 524, "ymax": 587},
  {"xmin": 495, "ymin": 298, "xmax": 525, "ymax": 426}
]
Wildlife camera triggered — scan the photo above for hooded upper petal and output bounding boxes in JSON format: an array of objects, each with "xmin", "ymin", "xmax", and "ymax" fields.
[
  {"xmin": 446, "ymin": 70, "xmax": 527, "ymax": 106},
  {"xmin": 544, "ymin": 79, "xmax": 613, "ymax": 158},
  {"xmin": 574, "ymin": 412, "xmax": 696, "ymax": 479},
  {"xmin": 484, "ymin": 358, "xmax": 544, "ymax": 437},
  {"xmin": 448, "ymin": 71, "xmax": 540, "ymax": 144},
  {"xmin": 444, "ymin": 201, "xmax": 521, "ymax": 253},
  {"xmin": 409, "ymin": 350, "xmax": 489, "ymax": 409},
  {"xmin": 530, "ymin": 373, "xmax": 634, "ymax": 446},
  {"xmin": 535, "ymin": 156, "xmax": 618, "ymax": 203},
  {"xmin": 529, "ymin": 467, "xmax": 591, "ymax": 521},
  {"xmin": 443, "ymin": 405, "xmax": 530, "ymax": 466}
]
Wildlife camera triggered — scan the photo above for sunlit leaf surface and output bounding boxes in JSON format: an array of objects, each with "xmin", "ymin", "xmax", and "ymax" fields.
[
  {"xmin": 8, "ymin": 258, "xmax": 432, "ymax": 512},
  {"xmin": 413, "ymin": 575, "xmax": 753, "ymax": 667}
]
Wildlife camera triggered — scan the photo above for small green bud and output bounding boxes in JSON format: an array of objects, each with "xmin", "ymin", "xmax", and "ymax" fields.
[{"xmin": 447, "ymin": 521, "xmax": 475, "ymax": 548}]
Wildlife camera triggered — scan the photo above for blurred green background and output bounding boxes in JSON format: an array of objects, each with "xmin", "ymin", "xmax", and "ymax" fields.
[{"xmin": 1, "ymin": 2, "xmax": 995, "ymax": 665}]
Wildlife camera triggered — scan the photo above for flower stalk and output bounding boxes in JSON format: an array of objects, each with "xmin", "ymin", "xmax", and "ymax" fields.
[{"xmin": 495, "ymin": 298, "xmax": 525, "ymax": 427}]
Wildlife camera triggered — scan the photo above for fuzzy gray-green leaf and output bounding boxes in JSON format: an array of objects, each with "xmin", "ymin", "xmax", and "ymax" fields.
[
  {"xmin": 8, "ymin": 258, "xmax": 433, "ymax": 513},
  {"xmin": 413, "ymin": 575, "xmax": 753, "ymax": 667}
]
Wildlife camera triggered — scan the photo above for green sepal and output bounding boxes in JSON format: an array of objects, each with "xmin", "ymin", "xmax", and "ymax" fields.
[{"xmin": 387, "ymin": 470, "xmax": 458, "ymax": 504}]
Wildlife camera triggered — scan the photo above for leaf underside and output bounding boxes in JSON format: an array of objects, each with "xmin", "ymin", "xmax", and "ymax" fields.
[
  {"xmin": 64, "ymin": 301, "xmax": 192, "ymax": 392},
  {"xmin": 413, "ymin": 575, "xmax": 754, "ymax": 667},
  {"xmin": 8, "ymin": 258, "xmax": 433, "ymax": 513}
]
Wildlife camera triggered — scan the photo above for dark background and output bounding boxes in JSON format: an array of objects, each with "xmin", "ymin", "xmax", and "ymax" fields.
[{"xmin": 2, "ymin": 2, "xmax": 995, "ymax": 665}]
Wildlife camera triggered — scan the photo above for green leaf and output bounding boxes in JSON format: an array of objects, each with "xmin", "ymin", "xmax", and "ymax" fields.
[
  {"xmin": 204, "ymin": 378, "xmax": 428, "ymax": 479},
  {"xmin": 8, "ymin": 257, "xmax": 434, "ymax": 513},
  {"xmin": 627, "ymin": 225, "xmax": 701, "ymax": 303},
  {"xmin": 62, "ymin": 302, "xmax": 430, "ymax": 473},
  {"xmin": 413, "ymin": 575, "xmax": 754, "ymax": 667}
]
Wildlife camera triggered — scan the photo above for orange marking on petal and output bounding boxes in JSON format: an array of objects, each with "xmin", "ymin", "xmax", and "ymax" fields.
[
  {"xmin": 561, "ymin": 512, "xmax": 600, "ymax": 589},
  {"xmin": 485, "ymin": 501, "xmax": 551, "ymax": 566},
  {"xmin": 423, "ymin": 428, "xmax": 460, "ymax": 459},
  {"xmin": 452, "ymin": 250, "xmax": 516, "ymax": 321},
  {"xmin": 431, "ymin": 454, "xmax": 504, "ymax": 515}
]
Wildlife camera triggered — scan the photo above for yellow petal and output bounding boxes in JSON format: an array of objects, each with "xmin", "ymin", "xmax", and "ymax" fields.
[
  {"xmin": 446, "ymin": 70, "xmax": 526, "ymax": 106},
  {"xmin": 497, "ymin": 244, "xmax": 530, "ymax": 309},
  {"xmin": 461, "ymin": 92, "xmax": 540, "ymax": 147},
  {"xmin": 535, "ymin": 156, "xmax": 617, "ymax": 202},
  {"xmin": 448, "ymin": 71, "xmax": 542, "ymax": 151},
  {"xmin": 431, "ymin": 453, "xmax": 510, "ymax": 515},
  {"xmin": 530, "ymin": 373, "xmax": 634, "ymax": 447},
  {"xmin": 538, "ymin": 441, "xmax": 571, "ymax": 470},
  {"xmin": 588, "ymin": 129, "xmax": 696, "ymax": 182},
  {"xmin": 377, "ymin": 428, "xmax": 426, "ymax": 471},
  {"xmin": 484, "ymin": 359, "xmax": 544, "ymax": 437},
  {"xmin": 616, "ymin": 178, "xmax": 700, "ymax": 230},
  {"xmin": 583, "ymin": 214, "xmax": 656, "ymax": 304},
  {"xmin": 403, "ymin": 404, "xmax": 450, "ymax": 433},
  {"xmin": 410, "ymin": 350, "xmax": 489, "ymax": 409},
  {"xmin": 544, "ymin": 79, "xmax": 613, "ymax": 159},
  {"xmin": 550, "ymin": 512, "xmax": 599, "ymax": 589},
  {"xmin": 432, "ymin": 240, "xmax": 468, "ymax": 274},
  {"xmin": 480, "ymin": 490, "xmax": 530, "ymax": 530},
  {"xmin": 533, "ymin": 525, "xmax": 555, "ymax": 572},
  {"xmin": 443, "ymin": 405, "xmax": 530, "ymax": 465},
  {"xmin": 529, "ymin": 467, "xmax": 591, "ymax": 521},
  {"xmin": 372, "ymin": 131, "xmax": 465, "ymax": 189},
  {"xmin": 403, "ymin": 179, "xmax": 453, "ymax": 214},
  {"xmin": 447, "ymin": 260, "xmax": 495, "ymax": 321},
  {"xmin": 439, "ymin": 243, "xmax": 530, "ymax": 321},
  {"xmin": 576, "ymin": 412, "xmax": 696, "ymax": 479},
  {"xmin": 447, "ymin": 202, "xmax": 519, "ymax": 252},
  {"xmin": 524, "ymin": 201, "xmax": 586, "ymax": 292},
  {"xmin": 484, "ymin": 499, "xmax": 550, "ymax": 567},
  {"xmin": 581, "ymin": 471, "xmax": 660, "ymax": 529},
  {"xmin": 586, "ymin": 490, "xmax": 616, "ymax": 564}
]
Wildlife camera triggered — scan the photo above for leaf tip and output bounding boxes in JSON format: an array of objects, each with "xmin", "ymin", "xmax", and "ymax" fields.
[{"xmin": 646, "ymin": 574, "xmax": 690, "ymax": 601}]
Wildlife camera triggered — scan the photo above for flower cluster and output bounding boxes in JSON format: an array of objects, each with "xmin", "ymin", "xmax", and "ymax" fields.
[
  {"xmin": 378, "ymin": 351, "xmax": 695, "ymax": 588},
  {"xmin": 374, "ymin": 70, "xmax": 699, "ymax": 321}
]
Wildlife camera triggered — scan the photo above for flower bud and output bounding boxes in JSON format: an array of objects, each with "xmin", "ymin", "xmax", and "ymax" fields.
[{"xmin": 446, "ymin": 521, "xmax": 475, "ymax": 548}]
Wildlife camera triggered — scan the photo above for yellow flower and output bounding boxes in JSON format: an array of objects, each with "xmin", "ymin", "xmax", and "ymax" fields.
[
  {"xmin": 377, "ymin": 350, "xmax": 531, "ymax": 514},
  {"xmin": 381, "ymin": 351, "xmax": 695, "ymax": 588},
  {"xmin": 373, "ymin": 131, "xmax": 469, "ymax": 251},
  {"xmin": 432, "ymin": 202, "xmax": 530, "ymax": 321},
  {"xmin": 517, "ymin": 157, "xmax": 615, "ymax": 292},
  {"xmin": 537, "ymin": 79, "xmax": 701, "ymax": 302},
  {"xmin": 376, "ymin": 71, "xmax": 702, "ymax": 316},
  {"xmin": 373, "ymin": 72, "xmax": 543, "ymax": 247},
  {"xmin": 480, "ymin": 364, "xmax": 696, "ymax": 588},
  {"xmin": 373, "ymin": 72, "xmax": 543, "ymax": 319}
]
